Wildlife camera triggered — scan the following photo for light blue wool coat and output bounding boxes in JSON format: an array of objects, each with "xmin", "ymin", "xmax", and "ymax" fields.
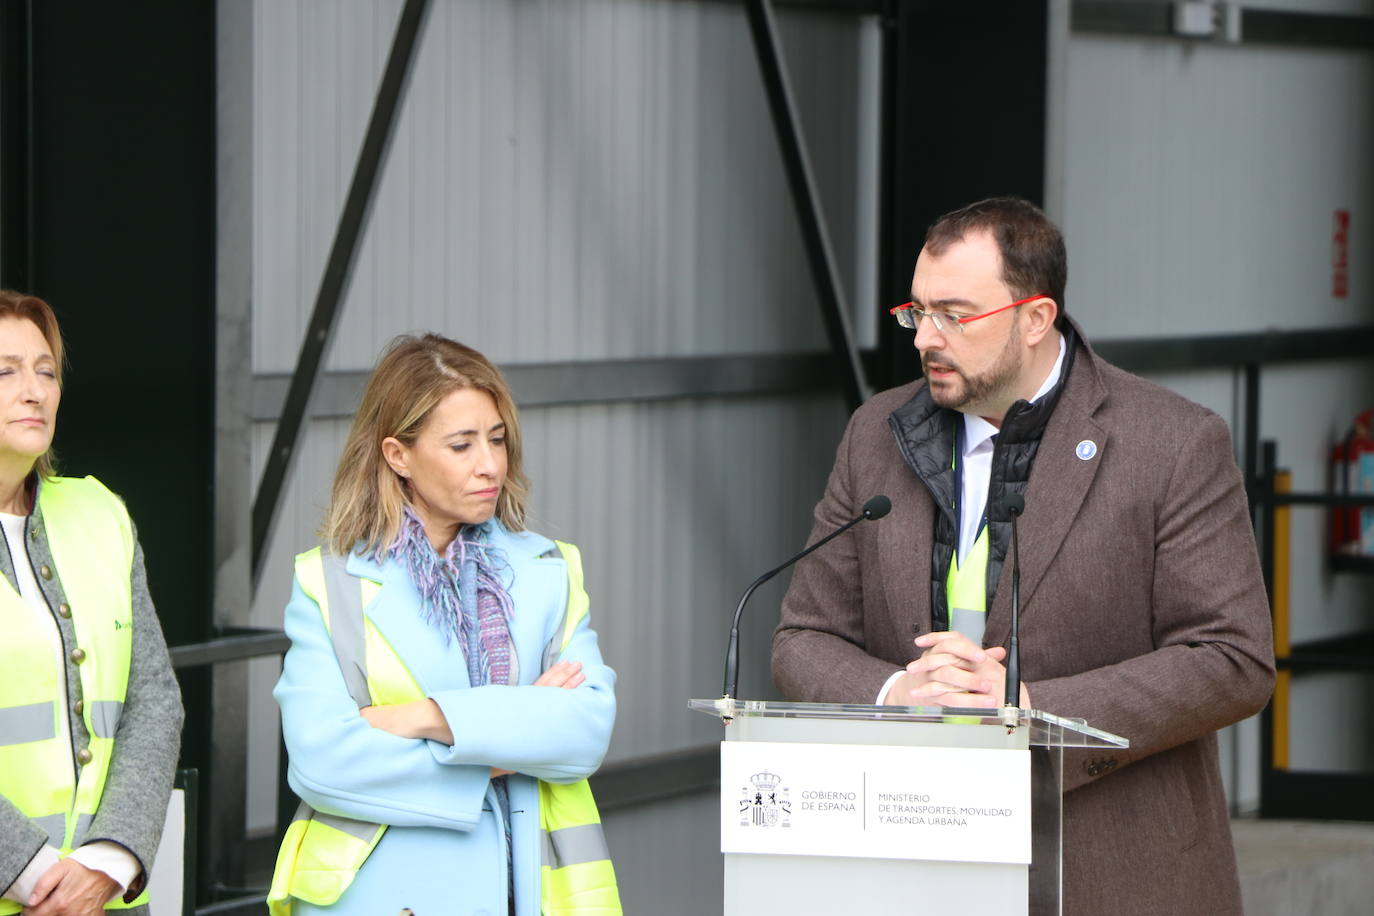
[{"xmin": 274, "ymin": 521, "xmax": 616, "ymax": 916}]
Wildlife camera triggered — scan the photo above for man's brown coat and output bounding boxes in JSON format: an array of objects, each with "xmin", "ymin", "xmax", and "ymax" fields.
[{"xmin": 773, "ymin": 336, "xmax": 1275, "ymax": 915}]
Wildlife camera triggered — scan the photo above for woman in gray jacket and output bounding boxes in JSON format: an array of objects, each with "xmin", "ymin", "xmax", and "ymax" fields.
[{"xmin": 0, "ymin": 291, "xmax": 183, "ymax": 916}]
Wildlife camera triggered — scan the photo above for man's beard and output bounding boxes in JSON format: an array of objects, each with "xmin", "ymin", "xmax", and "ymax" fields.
[{"xmin": 922, "ymin": 322, "xmax": 1022, "ymax": 413}]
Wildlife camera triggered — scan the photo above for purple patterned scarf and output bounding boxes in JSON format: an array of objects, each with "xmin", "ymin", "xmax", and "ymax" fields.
[{"xmin": 383, "ymin": 506, "xmax": 516, "ymax": 687}]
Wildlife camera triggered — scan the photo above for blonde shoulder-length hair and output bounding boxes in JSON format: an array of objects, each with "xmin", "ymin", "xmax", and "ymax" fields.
[{"xmin": 321, "ymin": 334, "xmax": 529, "ymax": 557}]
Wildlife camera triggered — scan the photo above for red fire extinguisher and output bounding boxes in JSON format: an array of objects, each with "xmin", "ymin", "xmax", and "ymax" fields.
[{"xmin": 1330, "ymin": 408, "xmax": 1374, "ymax": 557}]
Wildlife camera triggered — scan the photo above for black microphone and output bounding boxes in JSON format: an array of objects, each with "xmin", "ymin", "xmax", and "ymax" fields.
[
  {"xmin": 722, "ymin": 495, "xmax": 891, "ymax": 699},
  {"xmin": 1002, "ymin": 493, "xmax": 1024, "ymax": 720}
]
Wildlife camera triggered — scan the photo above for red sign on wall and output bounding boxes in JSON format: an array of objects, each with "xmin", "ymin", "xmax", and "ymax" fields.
[{"xmin": 1333, "ymin": 209, "xmax": 1350, "ymax": 298}]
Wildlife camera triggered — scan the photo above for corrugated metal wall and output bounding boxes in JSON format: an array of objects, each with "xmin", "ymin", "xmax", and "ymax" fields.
[
  {"xmin": 1052, "ymin": 12, "xmax": 1374, "ymax": 793},
  {"xmin": 249, "ymin": 0, "xmax": 873, "ymax": 373},
  {"xmin": 240, "ymin": 3, "xmax": 877, "ymax": 910}
]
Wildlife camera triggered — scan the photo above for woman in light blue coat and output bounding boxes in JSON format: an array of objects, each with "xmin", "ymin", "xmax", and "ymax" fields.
[{"xmin": 273, "ymin": 334, "xmax": 617, "ymax": 916}]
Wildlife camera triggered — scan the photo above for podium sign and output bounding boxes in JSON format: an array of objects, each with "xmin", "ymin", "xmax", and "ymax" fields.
[
  {"xmin": 691, "ymin": 699, "xmax": 1127, "ymax": 916},
  {"xmin": 721, "ymin": 740, "xmax": 1031, "ymax": 864}
]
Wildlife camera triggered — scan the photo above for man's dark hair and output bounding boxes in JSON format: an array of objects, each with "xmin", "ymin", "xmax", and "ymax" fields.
[{"xmin": 924, "ymin": 197, "xmax": 1068, "ymax": 329}]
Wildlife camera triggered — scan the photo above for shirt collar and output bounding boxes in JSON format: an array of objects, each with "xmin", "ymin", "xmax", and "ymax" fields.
[{"xmin": 961, "ymin": 333, "xmax": 1067, "ymax": 458}]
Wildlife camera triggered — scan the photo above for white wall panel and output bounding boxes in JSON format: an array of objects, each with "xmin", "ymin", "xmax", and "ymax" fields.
[{"xmin": 1061, "ymin": 35, "xmax": 1374, "ymax": 339}]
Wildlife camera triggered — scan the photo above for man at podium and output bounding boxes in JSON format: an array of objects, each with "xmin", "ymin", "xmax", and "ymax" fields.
[{"xmin": 772, "ymin": 197, "xmax": 1275, "ymax": 916}]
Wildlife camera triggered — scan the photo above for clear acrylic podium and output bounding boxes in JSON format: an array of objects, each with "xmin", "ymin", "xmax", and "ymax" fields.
[{"xmin": 689, "ymin": 698, "xmax": 1127, "ymax": 916}]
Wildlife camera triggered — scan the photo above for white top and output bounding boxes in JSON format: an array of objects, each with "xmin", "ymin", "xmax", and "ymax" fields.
[
  {"xmin": 877, "ymin": 334, "xmax": 1067, "ymax": 704},
  {"xmin": 0, "ymin": 512, "xmax": 138, "ymax": 905}
]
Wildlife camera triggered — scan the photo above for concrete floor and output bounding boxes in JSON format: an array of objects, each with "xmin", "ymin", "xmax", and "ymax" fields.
[{"xmin": 1233, "ymin": 819, "xmax": 1374, "ymax": 916}]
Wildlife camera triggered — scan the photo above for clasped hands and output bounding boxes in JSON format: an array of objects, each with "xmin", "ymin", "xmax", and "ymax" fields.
[
  {"xmin": 360, "ymin": 660, "xmax": 586, "ymax": 778},
  {"xmin": 884, "ymin": 631, "xmax": 1030, "ymax": 709},
  {"xmin": 22, "ymin": 858, "xmax": 121, "ymax": 916}
]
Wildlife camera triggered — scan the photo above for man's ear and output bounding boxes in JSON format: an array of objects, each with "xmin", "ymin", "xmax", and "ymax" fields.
[
  {"xmin": 1024, "ymin": 296, "xmax": 1058, "ymax": 346},
  {"xmin": 380, "ymin": 437, "xmax": 410, "ymax": 479}
]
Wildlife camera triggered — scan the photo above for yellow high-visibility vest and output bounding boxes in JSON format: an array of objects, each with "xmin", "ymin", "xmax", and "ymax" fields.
[
  {"xmin": 268, "ymin": 541, "xmax": 621, "ymax": 915},
  {"xmin": 946, "ymin": 424, "xmax": 991, "ymax": 647},
  {"xmin": 0, "ymin": 476, "xmax": 148, "ymax": 914}
]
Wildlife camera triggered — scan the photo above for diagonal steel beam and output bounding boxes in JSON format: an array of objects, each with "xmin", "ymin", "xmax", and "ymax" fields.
[
  {"xmin": 250, "ymin": 0, "xmax": 430, "ymax": 590},
  {"xmin": 742, "ymin": 0, "xmax": 871, "ymax": 412}
]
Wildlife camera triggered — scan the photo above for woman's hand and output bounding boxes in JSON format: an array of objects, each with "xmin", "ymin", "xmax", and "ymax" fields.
[
  {"xmin": 533, "ymin": 660, "xmax": 584, "ymax": 690},
  {"xmin": 360, "ymin": 699, "xmax": 453, "ymax": 745},
  {"xmin": 23, "ymin": 858, "xmax": 119, "ymax": 916}
]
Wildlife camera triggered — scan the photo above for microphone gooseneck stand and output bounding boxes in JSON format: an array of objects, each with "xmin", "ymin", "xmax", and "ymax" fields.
[
  {"xmin": 1001, "ymin": 492, "xmax": 1024, "ymax": 729},
  {"xmin": 720, "ymin": 495, "xmax": 892, "ymax": 710}
]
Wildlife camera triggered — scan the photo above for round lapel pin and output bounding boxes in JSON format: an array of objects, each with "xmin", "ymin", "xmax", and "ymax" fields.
[{"xmin": 1075, "ymin": 440, "xmax": 1098, "ymax": 461}]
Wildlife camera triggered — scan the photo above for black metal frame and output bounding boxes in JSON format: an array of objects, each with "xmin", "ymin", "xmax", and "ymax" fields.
[
  {"xmin": 1242, "ymin": 8, "xmax": 1374, "ymax": 49},
  {"xmin": 1255, "ymin": 442, "xmax": 1374, "ymax": 821},
  {"xmin": 169, "ymin": 628, "xmax": 291, "ymax": 669},
  {"xmin": 742, "ymin": 0, "xmax": 870, "ymax": 412},
  {"xmin": 875, "ymin": 0, "xmax": 1051, "ymax": 391},
  {"xmin": 250, "ymin": 0, "xmax": 431, "ymax": 589},
  {"xmin": 1072, "ymin": 0, "xmax": 1374, "ymax": 49},
  {"xmin": 252, "ymin": 352, "xmax": 840, "ymax": 419},
  {"xmin": 1093, "ymin": 326, "xmax": 1374, "ymax": 374},
  {"xmin": 176, "ymin": 769, "xmax": 200, "ymax": 916},
  {"xmin": 0, "ymin": 0, "xmax": 33, "ymax": 289}
]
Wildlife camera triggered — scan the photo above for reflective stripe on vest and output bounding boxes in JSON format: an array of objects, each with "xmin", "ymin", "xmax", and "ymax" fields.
[
  {"xmin": 945, "ymin": 526, "xmax": 990, "ymax": 648},
  {"xmin": 267, "ymin": 542, "xmax": 621, "ymax": 916},
  {"xmin": 0, "ymin": 476, "xmax": 148, "ymax": 914}
]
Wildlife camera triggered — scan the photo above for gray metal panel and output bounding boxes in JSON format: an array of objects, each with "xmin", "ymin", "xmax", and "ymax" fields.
[
  {"xmin": 1061, "ymin": 32, "xmax": 1374, "ymax": 338},
  {"xmin": 514, "ymin": 393, "xmax": 849, "ymax": 762},
  {"xmin": 602, "ymin": 787, "xmax": 723, "ymax": 916},
  {"xmin": 251, "ymin": 1, "xmax": 877, "ymax": 374}
]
